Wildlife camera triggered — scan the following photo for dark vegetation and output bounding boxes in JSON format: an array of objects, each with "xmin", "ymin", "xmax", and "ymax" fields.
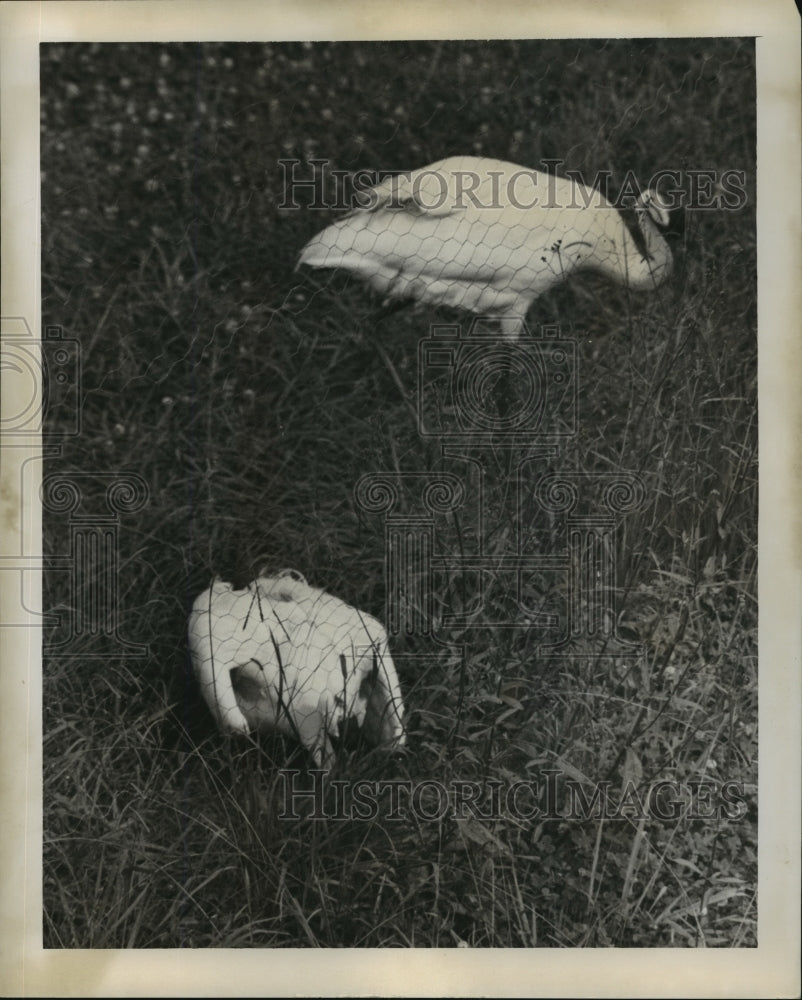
[{"xmin": 41, "ymin": 38, "xmax": 756, "ymax": 947}]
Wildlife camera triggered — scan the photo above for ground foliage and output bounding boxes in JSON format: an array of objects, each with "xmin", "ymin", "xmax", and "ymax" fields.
[{"xmin": 41, "ymin": 38, "xmax": 756, "ymax": 948}]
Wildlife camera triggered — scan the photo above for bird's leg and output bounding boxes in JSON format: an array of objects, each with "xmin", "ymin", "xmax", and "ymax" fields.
[
  {"xmin": 499, "ymin": 315, "xmax": 525, "ymax": 341},
  {"xmin": 494, "ymin": 369, "xmax": 514, "ymax": 423},
  {"xmin": 490, "ymin": 313, "xmax": 526, "ymax": 422}
]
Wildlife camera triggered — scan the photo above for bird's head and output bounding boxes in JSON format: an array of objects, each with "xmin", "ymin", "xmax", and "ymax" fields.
[
  {"xmin": 637, "ymin": 188, "xmax": 673, "ymax": 228},
  {"xmin": 638, "ymin": 187, "xmax": 687, "ymax": 265}
]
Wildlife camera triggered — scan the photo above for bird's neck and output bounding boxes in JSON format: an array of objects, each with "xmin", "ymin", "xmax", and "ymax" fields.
[{"xmin": 622, "ymin": 205, "xmax": 673, "ymax": 290}]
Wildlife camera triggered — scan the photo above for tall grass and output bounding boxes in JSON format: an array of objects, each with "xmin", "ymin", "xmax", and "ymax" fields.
[{"xmin": 41, "ymin": 38, "xmax": 756, "ymax": 947}]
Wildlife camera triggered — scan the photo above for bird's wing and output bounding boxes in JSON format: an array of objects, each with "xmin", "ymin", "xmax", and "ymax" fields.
[
  {"xmin": 355, "ymin": 167, "xmax": 467, "ymax": 219},
  {"xmin": 188, "ymin": 579, "xmax": 252, "ymax": 734}
]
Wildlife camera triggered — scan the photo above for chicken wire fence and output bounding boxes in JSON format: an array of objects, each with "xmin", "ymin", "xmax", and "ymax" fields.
[{"xmin": 297, "ymin": 154, "xmax": 676, "ymax": 343}]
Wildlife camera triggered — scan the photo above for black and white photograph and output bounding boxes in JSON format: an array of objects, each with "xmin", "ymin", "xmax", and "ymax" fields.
[{"xmin": 1, "ymin": 1, "xmax": 799, "ymax": 996}]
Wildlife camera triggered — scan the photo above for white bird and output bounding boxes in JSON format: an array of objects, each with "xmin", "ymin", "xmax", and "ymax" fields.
[
  {"xmin": 187, "ymin": 569, "xmax": 406, "ymax": 768},
  {"xmin": 298, "ymin": 155, "xmax": 674, "ymax": 340}
]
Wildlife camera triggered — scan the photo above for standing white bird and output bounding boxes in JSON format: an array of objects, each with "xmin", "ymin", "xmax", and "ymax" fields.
[{"xmin": 298, "ymin": 155, "xmax": 674, "ymax": 339}]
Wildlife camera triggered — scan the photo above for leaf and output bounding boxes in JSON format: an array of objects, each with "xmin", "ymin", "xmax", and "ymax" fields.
[
  {"xmin": 554, "ymin": 757, "xmax": 593, "ymax": 785},
  {"xmin": 671, "ymin": 857, "xmax": 705, "ymax": 876},
  {"xmin": 621, "ymin": 748, "xmax": 643, "ymax": 788},
  {"xmin": 455, "ymin": 817, "xmax": 512, "ymax": 857}
]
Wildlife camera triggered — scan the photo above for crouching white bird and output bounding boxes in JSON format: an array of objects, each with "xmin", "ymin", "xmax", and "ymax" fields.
[
  {"xmin": 298, "ymin": 155, "xmax": 675, "ymax": 340},
  {"xmin": 187, "ymin": 569, "xmax": 406, "ymax": 768}
]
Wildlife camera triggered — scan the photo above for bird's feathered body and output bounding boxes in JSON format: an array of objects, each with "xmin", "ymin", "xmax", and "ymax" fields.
[
  {"xmin": 298, "ymin": 155, "xmax": 674, "ymax": 339},
  {"xmin": 187, "ymin": 570, "xmax": 406, "ymax": 767}
]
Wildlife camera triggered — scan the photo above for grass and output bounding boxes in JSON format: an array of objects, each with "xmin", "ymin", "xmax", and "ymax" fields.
[{"xmin": 41, "ymin": 38, "xmax": 756, "ymax": 948}]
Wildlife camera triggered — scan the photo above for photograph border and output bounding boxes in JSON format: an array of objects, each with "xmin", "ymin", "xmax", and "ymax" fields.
[{"xmin": 1, "ymin": 1, "xmax": 799, "ymax": 996}]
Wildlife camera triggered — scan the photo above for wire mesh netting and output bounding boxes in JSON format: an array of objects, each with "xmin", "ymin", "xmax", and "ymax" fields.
[
  {"xmin": 298, "ymin": 155, "xmax": 676, "ymax": 341},
  {"xmin": 39, "ymin": 38, "xmax": 759, "ymax": 949},
  {"xmin": 188, "ymin": 569, "xmax": 406, "ymax": 767}
]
